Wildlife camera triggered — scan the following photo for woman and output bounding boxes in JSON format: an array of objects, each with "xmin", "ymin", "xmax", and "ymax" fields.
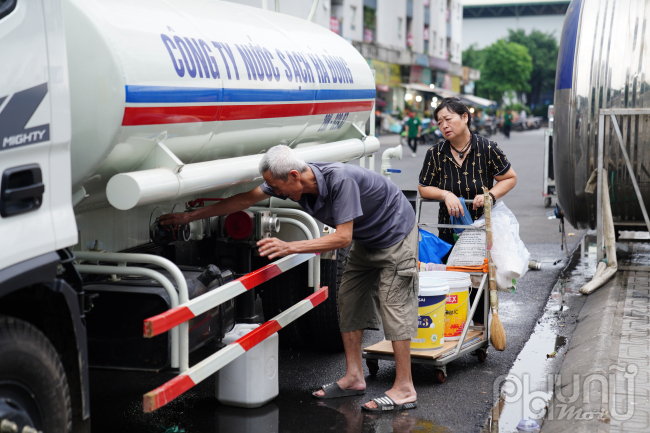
[{"xmin": 418, "ymin": 98, "xmax": 517, "ymax": 326}]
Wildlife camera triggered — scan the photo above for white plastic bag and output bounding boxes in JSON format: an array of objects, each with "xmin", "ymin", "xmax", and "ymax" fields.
[
  {"xmin": 446, "ymin": 229, "xmax": 486, "ymax": 267},
  {"xmin": 477, "ymin": 202, "xmax": 530, "ymax": 291}
]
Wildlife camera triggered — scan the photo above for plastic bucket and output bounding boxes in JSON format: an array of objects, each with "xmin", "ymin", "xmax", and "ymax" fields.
[
  {"xmin": 411, "ymin": 277, "xmax": 449, "ymax": 350},
  {"xmin": 420, "ymin": 271, "xmax": 471, "ymax": 341}
]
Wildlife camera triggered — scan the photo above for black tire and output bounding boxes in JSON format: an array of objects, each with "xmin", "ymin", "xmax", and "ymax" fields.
[
  {"xmin": 308, "ymin": 246, "xmax": 350, "ymax": 352},
  {"xmin": 366, "ymin": 359, "xmax": 379, "ymax": 376},
  {"xmin": 544, "ymin": 197, "xmax": 552, "ymax": 208},
  {"xmin": 0, "ymin": 316, "xmax": 72, "ymax": 433},
  {"xmin": 435, "ymin": 370, "xmax": 447, "ymax": 384},
  {"xmin": 477, "ymin": 350, "xmax": 487, "ymax": 363},
  {"xmin": 260, "ymin": 262, "xmax": 313, "ymax": 349}
]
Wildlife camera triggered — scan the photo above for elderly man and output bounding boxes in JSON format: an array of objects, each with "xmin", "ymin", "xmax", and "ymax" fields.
[{"xmin": 160, "ymin": 145, "xmax": 419, "ymax": 412}]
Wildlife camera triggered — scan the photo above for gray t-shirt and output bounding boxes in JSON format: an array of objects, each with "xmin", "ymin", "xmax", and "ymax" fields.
[{"xmin": 260, "ymin": 162, "xmax": 415, "ymax": 249}]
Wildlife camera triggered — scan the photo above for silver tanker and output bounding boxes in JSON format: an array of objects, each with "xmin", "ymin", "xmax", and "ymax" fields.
[{"xmin": 554, "ymin": 0, "xmax": 650, "ymax": 228}]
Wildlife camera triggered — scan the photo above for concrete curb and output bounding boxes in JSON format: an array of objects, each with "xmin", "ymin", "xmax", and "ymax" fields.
[{"xmin": 542, "ymin": 272, "xmax": 626, "ymax": 432}]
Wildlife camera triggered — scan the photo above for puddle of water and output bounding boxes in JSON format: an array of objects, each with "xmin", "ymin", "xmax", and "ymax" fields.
[{"xmin": 482, "ymin": 235, "xmax": 598, "ymax": 433}]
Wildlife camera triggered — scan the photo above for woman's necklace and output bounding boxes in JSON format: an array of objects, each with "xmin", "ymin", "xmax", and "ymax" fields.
[{"xmin": 450, "ymin": 136, "xmax": 472, "ymax": 159}]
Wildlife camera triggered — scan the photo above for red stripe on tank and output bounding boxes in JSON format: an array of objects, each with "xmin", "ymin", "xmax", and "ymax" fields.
[{"xmin": 121, "ymin": 100, "xmax": 373, "ymax": 126}]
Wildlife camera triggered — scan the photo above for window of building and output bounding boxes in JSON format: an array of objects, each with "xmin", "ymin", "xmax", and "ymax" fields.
[
  {"xmin": 350, "ymin": 5, "xmax": 357, "ymax": 30},
  {"xmin": 398, "ymin": 17, "xmax": 403, "ymax": 40}
]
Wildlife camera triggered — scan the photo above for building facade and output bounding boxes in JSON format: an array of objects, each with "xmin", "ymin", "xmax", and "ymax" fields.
[{"xmin": 225, "ymin": 0, "xmax": 473, "ymax": 115}]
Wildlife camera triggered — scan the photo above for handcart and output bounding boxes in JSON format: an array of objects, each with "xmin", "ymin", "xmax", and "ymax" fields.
[{"xmin": 362, "ymin": 196, "xmax": 492, "ymax": 384}]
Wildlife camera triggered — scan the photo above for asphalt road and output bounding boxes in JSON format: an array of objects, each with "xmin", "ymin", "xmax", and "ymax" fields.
[{"xmin": 88, "ymin": 128, "xmax": 585, "ymax": 433}]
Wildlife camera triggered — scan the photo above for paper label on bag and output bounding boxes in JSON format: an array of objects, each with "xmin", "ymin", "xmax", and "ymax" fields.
[{"xmin": 447, "ymin": 230, "xmax": 486, "ymax": 267}]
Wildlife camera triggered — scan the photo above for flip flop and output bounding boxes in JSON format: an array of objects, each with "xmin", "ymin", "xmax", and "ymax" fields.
[
  {"xmin": 361, "ymin": 394, "xmax": 418, "ymax": 413},
  {"xmin": 312, "ymin": 382, "xmax": 366, "ymax": 399}
]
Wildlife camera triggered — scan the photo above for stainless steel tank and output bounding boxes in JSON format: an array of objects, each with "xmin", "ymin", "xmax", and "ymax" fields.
[{"xmin": 554, "ymin": 0, "xmax": 650, "ymax": 228}]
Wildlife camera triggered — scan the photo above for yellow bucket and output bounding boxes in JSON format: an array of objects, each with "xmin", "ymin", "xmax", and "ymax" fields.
[
  {"xmin": 419, "ymin": 271, "xmax": 472, "ymax": 341},
  {"xmin": 411, "ymin": 277, "xmax": 449, "ymax": 350},
  {"xmin": 444, "ymin": 286, "xmax": 470, "ymax": 340}
]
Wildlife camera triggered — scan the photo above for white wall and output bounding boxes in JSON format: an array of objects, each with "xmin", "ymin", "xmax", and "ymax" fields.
[
  {"xmin": 450, "ymin": 0, "xmax": 463, "ymax": 64},
  {"xmin": 462, "ymin": 14, "xmax": 565, "ymax": 50},
  {"xmin": 341, "ymin": 0, "xmax": 363, "ymax": 42},
  {"xmin": 224, "ymin": 0, "xmax": 332, "ymax": 30},
  {"xmin": 376, "ymin": 0, "xmax": 407, "ymax": 51},
  {"xmin": 429, "ymin": 0, "xmax": 446, "ymax": 59},
  {"xmin": 411, "ymin": 0, "xmax": 425, "ymax": 54}
]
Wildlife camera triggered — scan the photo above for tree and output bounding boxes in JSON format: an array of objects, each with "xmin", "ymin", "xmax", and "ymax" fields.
[
  {"xmin": 477, "ymin": 39, "xmax": 532, "ymax": 104},
  {"xmin": 462, "ymin": 44, "xmax": 485, "ymax": 70},
  {"xmin": 507, "ymin": 29, "xmax": 559, "ymax": 107}
]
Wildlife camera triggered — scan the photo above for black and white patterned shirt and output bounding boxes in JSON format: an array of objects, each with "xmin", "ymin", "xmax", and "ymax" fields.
[{"xmin": 418, "ymin": 133, "xmax": 511, "ymax": 235}]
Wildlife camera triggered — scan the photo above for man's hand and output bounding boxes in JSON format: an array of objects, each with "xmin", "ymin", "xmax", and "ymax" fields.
[
  {"xmin": 257, "ymin": 237, "xmax": 293, "ymax": 259},
  {"xmin": 159, "ymin": 212, "xmax": 191, "ymax": 226}
]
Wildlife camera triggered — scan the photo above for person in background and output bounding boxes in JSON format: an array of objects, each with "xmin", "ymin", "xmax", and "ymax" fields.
[
  {"xmin": 375, "ymin": 110, "xmax": 382, "ymax": 136},
  {"xmin": 503, "ymin": 109, "xmax": 513, "ymax": 139},
  {"xmin": 418, "ymin": 97, "xmax": 517, "ymax": 327},
  {"xmin": 404, "ymin": 111, "xmax": 422, "ymax": 158}
]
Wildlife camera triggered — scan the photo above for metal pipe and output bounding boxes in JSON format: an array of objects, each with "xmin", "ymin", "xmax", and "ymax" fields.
[
  {"xmin": 261, "ymin": 0, "xmax": 268, "ymax": 9},
  {"xmin": 278, "ymin": 217, "xmax": 315, "ymax": 287},
  {"xmin": 455, "ymin": 273, "xmax": 487, "ymax": 355},
  {"xmin": 250, "ymin": 206, "xmax": 321, "ymax": 290},
  {"xmin": 107, "ymin": 137, "xmax": 380, "ymax": 210},
  {"xmin": 307, "ymin": 0, "xmax": 319, "ymax": 21},
  {"xmin": 275, "ymin": 0, "xmax": 280, "ymax": 12},
  {"xmin": 75, "ymin": 251, "xmax": 190, "ymax": 372},
  {"xmin": 610, "ymin": 114, "xmax": 650, "ymax": 233},
  {"xmin": 380, "ymin": 145, "xmax": 402, "ymax": 179},
  {"xmin": 597, "ymin": 114, "xmax": 604, "ymax": 262},
  {"xmin": 75, "ymin": 264, "xmax": 181, "ymax": 369}
]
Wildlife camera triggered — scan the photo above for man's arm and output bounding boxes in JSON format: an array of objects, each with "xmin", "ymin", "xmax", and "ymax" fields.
[
  {"xmin": 257, "ymin": 220, "xmax": 353, "ymax": 260},
  {"xmin": 159, "ymin": 186, "xmax": 270, "ymax": 226}
]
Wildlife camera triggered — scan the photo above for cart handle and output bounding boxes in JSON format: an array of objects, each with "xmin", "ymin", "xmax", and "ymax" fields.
[{"xmin": 419, "ymin": 198, "xmax": 474, "ymax": 205}]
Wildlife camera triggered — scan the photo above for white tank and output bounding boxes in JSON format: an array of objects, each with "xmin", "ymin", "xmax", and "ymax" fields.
[{"xmin": 63, "ymin": 0, "xmax": 375, "ymax": 205}]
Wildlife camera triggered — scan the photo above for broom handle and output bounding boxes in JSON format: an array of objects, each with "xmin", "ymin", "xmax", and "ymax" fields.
[{"xmin": 483, "ymin": 187, "xmax": 498, "ymax": 312}]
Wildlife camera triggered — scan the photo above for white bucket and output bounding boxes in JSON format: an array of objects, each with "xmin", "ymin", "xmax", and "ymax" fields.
[
  {"xmin": 411, "ymin": 277, "xmax": 449, "ymax": 350},
  {"xmin": 419, "ymin": 271, "xmax": 472, "ymax": 340},
  {"xmin": 216, "ymin": 324, "xmax": 279, "ymax": 408}
]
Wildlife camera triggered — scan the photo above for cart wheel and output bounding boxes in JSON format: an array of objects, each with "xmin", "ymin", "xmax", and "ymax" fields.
[
  {"xmin": 544, "ymin": 197, "xmax": 552, "ymax": 208},
  {"xmin": 477, "ymin": 349, "xmax": 488, "ymax": 363},
  {"xmin": 434, "ymin": 369, "xmax": 447, "ymax": 383},
  {"xmin": 366, "ymin": 359, "xmax": 379, "ymax": 376}
]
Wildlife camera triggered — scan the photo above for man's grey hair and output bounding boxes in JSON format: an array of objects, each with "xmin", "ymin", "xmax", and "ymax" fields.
[{"xmin": 259, "ymin": 145, "xmax": 308, "ymax": 181}]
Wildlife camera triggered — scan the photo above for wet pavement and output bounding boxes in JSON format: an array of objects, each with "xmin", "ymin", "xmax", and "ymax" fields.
[{"xmin": 88, "ymin": 129, "xmax": 587, "ymax": 432}]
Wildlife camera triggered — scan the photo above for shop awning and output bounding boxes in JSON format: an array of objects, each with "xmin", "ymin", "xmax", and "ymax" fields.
[
  {"xmin": 400, "ymin": 83, "xmax": 440, "ymax": 94},
  {"xmin": 459, "ymin": 94, "xmax": 497, "ymax": 107}
]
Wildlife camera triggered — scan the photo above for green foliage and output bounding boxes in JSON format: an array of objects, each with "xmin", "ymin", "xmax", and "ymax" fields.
[
  {"xmin": 363, "ymin": 6, "xmax": 376, "ymax": 30},
  {"xmin": 533, "ymin": 103, "xmax": 552, "ymax": 118},
  {"xmin": 507, "ymin": 29, "xmax": 559, "ymax": 106},
  {"xmin": 504, "ymin": 102, "xmax": 531, "ymax": 115},
  {"xmin": 478, "ymin": 39, "xmax": 532, "ymax": 103},
  {"xmin": 462, "ymin": 44, "xmax": 485, "ymax": 70}
]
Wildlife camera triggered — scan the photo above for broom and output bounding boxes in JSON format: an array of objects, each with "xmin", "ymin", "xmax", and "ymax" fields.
[{"xmin": 483, "ymin": 187, "xmax": 506, "ymax": 351}]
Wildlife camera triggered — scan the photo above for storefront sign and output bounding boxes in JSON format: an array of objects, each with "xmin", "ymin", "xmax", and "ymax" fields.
[
  {"xmin": 415, "ymin": 53, "xmax": 429, "ymax": 67},
  {"xmin": 364, "ymin": 28, "xmax": 374, "ymax": 43},
  {"xmin": 409, "ymin": 65, "xmax": 423, "ymax": 83},
  {"xmin": 429, "ymin": 56, "xmax": 449, "ymax": 71},
  {"xmin": 422, "ymin": 67, "xmax": 432, "ymax": 85},
  {"xmin": 389, "ymin": 64, "xmax": 402, "ymax": 86},
  {"xmin": 330, "ymin": 17, "xmax": 340, "ymax": 34},
  {"xmin": 370, "ymin": 59, "xmax": 389, "ymax": 85}
]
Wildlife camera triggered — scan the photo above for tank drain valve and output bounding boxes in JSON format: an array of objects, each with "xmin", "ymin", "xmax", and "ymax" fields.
[{"xmin": 257, "ymin": 211, "xmax": 280, "ymax": 239}]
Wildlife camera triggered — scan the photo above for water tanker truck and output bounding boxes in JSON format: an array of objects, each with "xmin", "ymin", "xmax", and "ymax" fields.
[
  {"xmin": 0, "ymin": 0, "xmax": 380, "ymax": 431},
  {"xmin": 554, "ymin": 0, "xmax": 650, "ymax": 231}
]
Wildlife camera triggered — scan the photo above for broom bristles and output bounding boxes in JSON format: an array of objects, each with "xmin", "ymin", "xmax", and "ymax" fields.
[{"xmin": 490, "ymin": 312, "xmax": 506, "ymax": 351}]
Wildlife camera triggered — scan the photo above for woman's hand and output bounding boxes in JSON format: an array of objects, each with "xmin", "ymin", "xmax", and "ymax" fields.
[
  {"xmin": 444, "ymin": 192, "xmax": 464, "ymax": 218},
  {"xmin": 472, "ymin": 194, "xmax": 485, "ymax": 210}
]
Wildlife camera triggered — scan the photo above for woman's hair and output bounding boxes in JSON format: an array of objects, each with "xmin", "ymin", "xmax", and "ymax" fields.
[
  {"xmin": 434, "ymin": 97, "xmax": 471, "ymax": 130},
  {"xmin": 259, "ymin": 145, "xmax": 308, "ymax": 181}
]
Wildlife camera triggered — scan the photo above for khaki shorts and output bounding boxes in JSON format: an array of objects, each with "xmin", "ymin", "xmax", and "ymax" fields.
[{"xmin": 338, "ymin": 223, "xmax": 419, "ymax": 341}]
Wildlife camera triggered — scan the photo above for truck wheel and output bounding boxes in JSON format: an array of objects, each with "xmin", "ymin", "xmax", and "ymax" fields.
[
  {"xmin": 260, "ymin": 262, "xmax": 313, "ymax": 348},
  {"xmin": 0, "ymin": 317, "xmax": 72, "ymax": 433},
  {"xmin": 308, "ymin": 246, "xmax": 350, "ymax": 352}
]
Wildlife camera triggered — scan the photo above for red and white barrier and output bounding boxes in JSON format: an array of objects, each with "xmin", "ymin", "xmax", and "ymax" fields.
[
  {"xmin": 143, "ymin": 253, "xmax": 317, "ymax": 338},
  {"xmin": 143, "ymin": 286, "xmax": 328, "ymax": 413}
]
